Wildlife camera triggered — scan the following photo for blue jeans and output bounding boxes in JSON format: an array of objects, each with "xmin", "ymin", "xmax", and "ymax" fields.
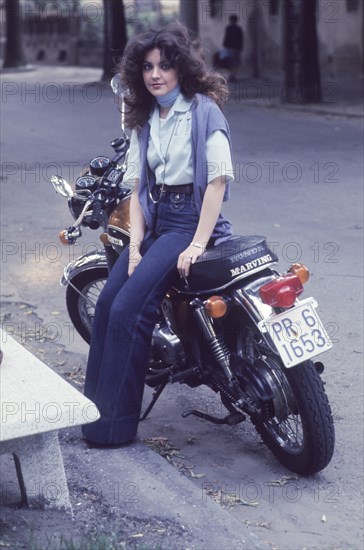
[{"xmin": 82, "ymin": 191, "xmax": 199, "ymax": 444}]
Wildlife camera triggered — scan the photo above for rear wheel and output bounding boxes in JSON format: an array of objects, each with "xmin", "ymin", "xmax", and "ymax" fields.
[
  {"xmin": 66, "ymin": 268, "xmax": 108, "ymax": 344},
  {"xmin": 251, "ymin": 356, "xmax": 335, "ymax": 474},
  {"xmin": 231, "ymin": 320, "xmax": 335, "ymax": 474}
]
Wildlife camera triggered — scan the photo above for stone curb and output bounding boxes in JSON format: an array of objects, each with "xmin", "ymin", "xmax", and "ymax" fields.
[
  {"xmin": 75, "ymin": 438, "xmax": 270, "ymax": 549},
  {"xmin": 231, "ymin": 98, "xmax": 363, "ymax": 119},
  {"xmin": 0, "ymin": 64, "xmax": 36, "ymax": 74}
]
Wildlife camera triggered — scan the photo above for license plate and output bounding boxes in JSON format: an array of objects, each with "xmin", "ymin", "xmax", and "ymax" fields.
[{"xmin": 258, "ymin": 298, "xmax": 333, "ymax": 368}]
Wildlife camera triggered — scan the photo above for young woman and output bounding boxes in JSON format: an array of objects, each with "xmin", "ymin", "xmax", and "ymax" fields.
[{"xmin": 82, "ymin": 22, "xmax": 235, "ymax": 446}]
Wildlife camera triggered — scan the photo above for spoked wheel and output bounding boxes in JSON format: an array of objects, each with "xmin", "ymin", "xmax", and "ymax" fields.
[
  {"xmin": 233, "ymin": 324, "xmax": 335, "ymax": 475},
  {"xmin": 66, "ymin": 268, "xmax": 108, "ymax": 344}
]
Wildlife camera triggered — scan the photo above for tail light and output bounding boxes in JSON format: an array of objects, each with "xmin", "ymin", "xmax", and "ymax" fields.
[{"xmin": 259, "ymin": 273, "xmax": 303, "ymax": 308}]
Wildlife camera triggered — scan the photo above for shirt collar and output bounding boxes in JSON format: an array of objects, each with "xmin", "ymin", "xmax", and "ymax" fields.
[{"xmin": 149, "ymin": 93, "xmax": 192, "ymax": 124}]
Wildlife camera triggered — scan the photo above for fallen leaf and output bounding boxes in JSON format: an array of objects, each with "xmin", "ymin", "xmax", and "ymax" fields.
[
  {"xmin": 268, "ymin": 475, "xmax": 298, "ymax": 486},
  {"xmin": 168, "ymin": 449, "xmax": 180, "ymax": 457},
  {"xmin": 190, "ymin": 470, "xmax": 206, "ymax": 479},
  {"xmin": 131, "ymin": 533, "xmax": 144, "ymax": 538},
  {"xmin": 237, "ymin": 498, "xmax": 259, "ymax": 507},
  {"xmin": 221, "ymin": 493, "xmax": 259, "ymax": 507}
]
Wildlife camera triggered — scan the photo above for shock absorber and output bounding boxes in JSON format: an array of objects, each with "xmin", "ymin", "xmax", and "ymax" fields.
[{"xmin": 192, "ymin": 300, "xmax": 234, "ymax": 382}]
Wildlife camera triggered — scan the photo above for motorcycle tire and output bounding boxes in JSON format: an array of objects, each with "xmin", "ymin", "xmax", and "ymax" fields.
[
  {"xmin": 66, "ymin": 267, "xmax": 108, "ymax": 344},
  {"xmin": 251, "ymin": 357, "xmax": 335, "ymax": 475}
]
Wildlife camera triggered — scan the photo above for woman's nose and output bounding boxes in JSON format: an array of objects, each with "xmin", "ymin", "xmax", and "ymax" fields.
[{"xmin": 151, "ymin": 66, "xmax": 161, "ymax": 79}]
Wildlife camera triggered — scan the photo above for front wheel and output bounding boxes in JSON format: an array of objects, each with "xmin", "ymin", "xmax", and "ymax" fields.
[
  {"xmin": 251, "ymin": 356, "xmax": 335, "ymax": 474},
  {"xmin": 66, "ymin": 268, "xmax": 108, "ymax": 344}
]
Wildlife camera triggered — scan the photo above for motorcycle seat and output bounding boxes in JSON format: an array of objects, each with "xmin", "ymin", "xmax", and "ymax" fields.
[{"xmin": 174, "ymin": 235, "xmax": 277, "ymax": 293}]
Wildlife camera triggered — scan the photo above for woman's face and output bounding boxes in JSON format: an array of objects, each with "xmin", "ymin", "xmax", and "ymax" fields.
[{"xmin": 142, "ymin": 48, "xmax": 179, "ymax": 98}]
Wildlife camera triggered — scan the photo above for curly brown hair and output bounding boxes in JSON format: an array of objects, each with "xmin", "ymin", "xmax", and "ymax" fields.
[{"xmin": 119, "ymin": 22, "xmax": 229, "ymax": 129}]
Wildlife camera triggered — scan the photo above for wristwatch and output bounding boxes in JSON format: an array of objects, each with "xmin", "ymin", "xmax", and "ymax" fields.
[{"xmin": 190, "ymin": 241, "xmax": 205, "ymax": 250}]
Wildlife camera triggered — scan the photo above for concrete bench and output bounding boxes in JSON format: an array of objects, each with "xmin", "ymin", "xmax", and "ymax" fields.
[{"xmin": 0, "ymin": 327, "xmax": 99, "ymax": 511}]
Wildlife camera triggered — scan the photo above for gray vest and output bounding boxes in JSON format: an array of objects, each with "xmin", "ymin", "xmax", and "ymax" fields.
[{"xmin": 137, "ymin": 94, "xmax": 233, "ymax": 244}]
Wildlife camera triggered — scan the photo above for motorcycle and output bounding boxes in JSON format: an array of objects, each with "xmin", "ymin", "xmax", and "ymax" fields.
[{"xmin": 50, "ymin": 80, "xmax": 334, "ymax": 475}]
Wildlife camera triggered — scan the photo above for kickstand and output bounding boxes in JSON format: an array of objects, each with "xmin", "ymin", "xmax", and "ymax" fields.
[
  {"xmin": 182, "ymin": 408, "xmax": 246, "ymax": 425},
  {"xmin": 140, "ymin": 382, "xmax": 167, "ymax": 421}
]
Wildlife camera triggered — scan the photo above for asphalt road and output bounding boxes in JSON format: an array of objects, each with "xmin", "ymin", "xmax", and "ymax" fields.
[{"xmin": 1, "ymin": 67, "xmax": 363, "ymax": 549}]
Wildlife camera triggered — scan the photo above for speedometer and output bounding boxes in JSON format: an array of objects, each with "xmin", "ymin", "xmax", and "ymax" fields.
[
  {"xmin": 75, "ymin": 175, "xmax": 97, "ymax": 191},
  {"xmin": 90, "ymin": 156, "xmax": 111, "ymax": 176}
]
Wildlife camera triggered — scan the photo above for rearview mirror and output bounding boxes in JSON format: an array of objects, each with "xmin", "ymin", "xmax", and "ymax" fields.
[
  {"xmin": 110, "ymin": 74, "xmax": 130, "ymax": 100},
  {"xmin": 50, "ymin": 175, "xmax": 74, "ymax": 198}
]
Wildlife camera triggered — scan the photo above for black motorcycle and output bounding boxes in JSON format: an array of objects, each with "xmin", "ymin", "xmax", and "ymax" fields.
[{"xmin": 50, "ymin": 81, "xmax": 334, "ymax": 475}]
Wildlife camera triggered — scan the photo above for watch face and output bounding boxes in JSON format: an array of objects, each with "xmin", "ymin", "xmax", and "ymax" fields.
[
  {"xmin": 75, "ymin": 175, "xmax": 97, "ymax": 191},
  {"xmin": 90, "ymin": 156, "xmax": 111, "ymax": 176}
]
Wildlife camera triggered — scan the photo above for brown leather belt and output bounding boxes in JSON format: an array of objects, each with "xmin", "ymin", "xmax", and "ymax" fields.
[{"xmin": 160, "ymin": 184, "xmax": 194, "ymax": 195}]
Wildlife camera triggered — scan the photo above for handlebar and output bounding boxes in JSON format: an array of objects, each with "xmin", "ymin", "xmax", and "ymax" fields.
[{"xmin": 89, "ymin": 199, "xmax": 103, "ymax": 230}]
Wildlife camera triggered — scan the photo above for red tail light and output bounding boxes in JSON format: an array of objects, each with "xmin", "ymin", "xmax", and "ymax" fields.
[{"xmin": 259, "ymin": 274, "xmax": 303, "ymax": 308}]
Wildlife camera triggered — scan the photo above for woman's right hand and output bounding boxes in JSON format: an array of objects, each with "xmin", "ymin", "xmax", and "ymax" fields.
[
  {"xmin": 128, "ymin": 246, "xmax": 142, "ymax": 277},
  {"xmin": 128, "ymin": 180, "xmax": 145, "ymax": 277}
]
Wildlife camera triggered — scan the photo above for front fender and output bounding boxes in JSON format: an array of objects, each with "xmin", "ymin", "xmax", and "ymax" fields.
[{"xmin": 61, "ymin": 251, "xmax": 108, "ymax": 287}]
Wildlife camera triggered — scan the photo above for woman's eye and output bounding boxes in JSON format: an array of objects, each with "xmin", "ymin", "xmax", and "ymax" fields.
[
  {"xmin": 143, "ymin": 63, "xmax": 152, "ymax": 71},
  {"xmin": 160, "ymin": 62, "xmax": 172, "ymax": 71}
]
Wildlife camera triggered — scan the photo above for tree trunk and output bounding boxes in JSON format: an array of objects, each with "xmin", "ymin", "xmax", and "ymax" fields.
[
  {"xmin": 284, "ymin": 0, "xmax": 321, "ymax": 103},
  {"xmin": 179, "ymin": 0, "xmax": 199, "ymax": 35},
  {"xmin": 3, "ymin": 0, "xmax": 27, "ymax": 69},
  {"xmin": 102, "ymin": 0, "xmax": 127, "ymax": 82}
]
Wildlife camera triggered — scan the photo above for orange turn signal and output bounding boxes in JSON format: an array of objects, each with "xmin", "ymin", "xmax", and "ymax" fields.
[
  {"xmin": 59, "ymin": 230, "xmax": 69, "ymax": 245},
  {"xmin": 204, "ymin": 296, "xmax": 228, "ymax": 318},
  {"xmin": 100, "ymin": 232, "xmax": 110, "ymax": 245},
  {"xmin": 289, "ymin": 263, "xmax": 310, "ymax": 284}
]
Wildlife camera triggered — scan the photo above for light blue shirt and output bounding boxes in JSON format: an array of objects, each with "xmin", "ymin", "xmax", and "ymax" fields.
[{"xmin": 123, "ymin": 93, "xmax": 234, "ymax": 188}]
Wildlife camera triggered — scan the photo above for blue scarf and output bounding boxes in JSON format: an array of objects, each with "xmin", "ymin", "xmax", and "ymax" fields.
[{"xmin": 155, "ymin": 84, "xmax": 181, "ymax": 107}]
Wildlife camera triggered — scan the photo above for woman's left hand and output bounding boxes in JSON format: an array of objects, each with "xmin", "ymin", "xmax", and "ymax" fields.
[{"xmin": 177, "ymin": 244, "xmax": 204, "ymax": 279}]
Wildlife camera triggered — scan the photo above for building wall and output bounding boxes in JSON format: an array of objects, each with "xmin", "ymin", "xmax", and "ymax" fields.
[
  {"xmin": 317, "ymin": 0, "xmax": 363, "ymax": 75},
  {"xmin": 198, "ymin": 0, "xmax": 364, "ymax": 78},
  {"xmin": 2, "ymin": 0, "xmax": 362, "ymax": 74},
  {"xmin": 0, "ymin": 0, "xmax": 179, "ymax": 68}
]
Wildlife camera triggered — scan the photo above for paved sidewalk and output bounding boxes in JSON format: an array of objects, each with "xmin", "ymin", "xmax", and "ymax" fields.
[{"xmin": 0, "ymin": 428, "xmax": 269, "ymax": 549}]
